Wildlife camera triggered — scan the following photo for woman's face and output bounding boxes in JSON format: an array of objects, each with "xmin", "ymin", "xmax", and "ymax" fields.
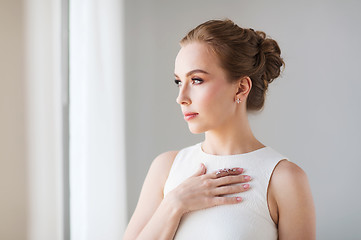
[{"xmin": 174, "ymin": 42, "xmax": 239, "ymax": 134}]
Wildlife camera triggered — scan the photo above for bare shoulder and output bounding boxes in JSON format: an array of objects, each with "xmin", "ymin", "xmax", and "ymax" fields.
[
  {"xmin": 270, "ymin": 160, "xmax": 316, "ymax": 239},
  {"xmin": 270, "ymin": 160, "xmax": 310, "ymax": 199},
  {"xmin": 149, "ymin": 150, "xmax": 179, "ymax": 186},
  {"xmin": 272, "ymin": 160, "xmax": 308, "ymax": 183},
  {"xmin": 151, "ymin": 150, "xmax": 179, "ymax": 172},
  {"xmin": 152, "ymin": 150, "xmax": 179, "ymax": 169}
]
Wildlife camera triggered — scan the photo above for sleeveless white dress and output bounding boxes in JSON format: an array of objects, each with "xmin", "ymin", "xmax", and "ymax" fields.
[{"xmin": 163, "ymin": 142, "xmax": 289, "ymax": 240}]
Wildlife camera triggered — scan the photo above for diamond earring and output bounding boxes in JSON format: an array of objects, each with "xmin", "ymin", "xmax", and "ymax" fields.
[{"xmin": 236, "ymin": 98, "xmax": 242, "ymax": 103}]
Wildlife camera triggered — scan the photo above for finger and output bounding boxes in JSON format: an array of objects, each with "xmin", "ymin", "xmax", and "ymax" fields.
[
  {"xmin": 212, "ymin": 196, "xmax": 243, "ymax": 206},
  {"xmin": 211, "ymin": 167, "xmax": 243, "ymax": 179},
  {"xmin": 213, "ymin": 174, "xmax": 252, "ymax": 187},
  {"xmin": 192, "ymin": 163, "xmax": 207, "ymax": 177},
  {"xmin": 212, "ymin": 184, "xmax": 250, "ymax": 196}
]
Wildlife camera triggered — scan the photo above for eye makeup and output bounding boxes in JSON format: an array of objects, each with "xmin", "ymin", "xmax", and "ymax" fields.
[{"xmin": 174, "ymin": 78, "xmax": 204, "ymax": 87}]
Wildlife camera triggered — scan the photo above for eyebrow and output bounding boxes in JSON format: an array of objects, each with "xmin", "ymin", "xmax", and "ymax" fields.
[{"xmin": 174, "ymin": 69, "xmax": 210, "ymax": 78}]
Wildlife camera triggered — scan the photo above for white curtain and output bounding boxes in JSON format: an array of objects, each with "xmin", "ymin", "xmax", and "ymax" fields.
[
  {"xmin": 69, "ymin": 0, "xmax": 127, "ymax": 239},
  {"xmin": 24, "ymin": 1, "xmax": 64, "ymax": 239}
]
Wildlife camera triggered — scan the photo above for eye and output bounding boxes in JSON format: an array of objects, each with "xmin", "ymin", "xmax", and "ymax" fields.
[
  {"xmin": 192, "ymin": 78, "xmax": 203, "ymax": 84},
  {"xmin": 174, "ymin": 79, "xmax": 182, "ymax": 87}
]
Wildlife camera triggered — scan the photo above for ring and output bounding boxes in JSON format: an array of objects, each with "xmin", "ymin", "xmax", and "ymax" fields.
[{"xmin": 215, "ymin": 168, "xmax": 236, "ymax": 177}]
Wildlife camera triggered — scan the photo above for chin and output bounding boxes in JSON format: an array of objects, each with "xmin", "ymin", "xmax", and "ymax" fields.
[{"xmin": 188, "ymin": 125, "xmax": 207, "ymax": 134}]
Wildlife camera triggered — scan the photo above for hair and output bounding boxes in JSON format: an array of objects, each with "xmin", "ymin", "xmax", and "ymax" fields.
[{"xmin": 180, "ymin": 19, "xmax": 285, "ymax": 111}]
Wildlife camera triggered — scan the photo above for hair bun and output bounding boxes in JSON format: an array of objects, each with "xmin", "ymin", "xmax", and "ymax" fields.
[{"xmin": 256, "ymin": 31, "xmax": 284, "ymax": 86}]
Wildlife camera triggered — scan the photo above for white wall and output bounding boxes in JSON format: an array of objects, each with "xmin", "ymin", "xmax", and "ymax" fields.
[
  {"xmin": 0, "ymin": 0, "xmax": 65, "ymax": 239},
  {"xmin": 0, "ymin": 1, "xmax": 27, "ymax": 239},
  {"xmin": 124, "ymin": 0, "xmax": 361, "ymax": 239}
]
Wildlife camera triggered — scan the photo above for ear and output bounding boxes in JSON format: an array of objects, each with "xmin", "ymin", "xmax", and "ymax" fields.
[{"xmin": 235, "ymin": 76, "xmax": 252, "ymax": 100}]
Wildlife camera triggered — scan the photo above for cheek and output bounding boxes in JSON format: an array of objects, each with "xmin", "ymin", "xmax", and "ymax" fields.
[{"xmin": 198, "ymin": 84, "xmax": 233, "ymax": 114}]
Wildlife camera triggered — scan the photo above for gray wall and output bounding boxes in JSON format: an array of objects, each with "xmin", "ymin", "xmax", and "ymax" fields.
[{"xmin": 124, "ymin": 0, "xmax": 361, "ymax": 239}]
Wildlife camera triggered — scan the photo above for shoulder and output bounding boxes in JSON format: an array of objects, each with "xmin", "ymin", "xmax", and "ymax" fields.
[
  {"xmin": 154, "ymin": 150, "xmax": 179, "ymax": 161},
  {"xmin": 269, "ymin": 160, "xmax": 315, "ymax": 236},
  {"xmin": 150, "ymin": 143, "xmax": 198, "ymax": 175},
  {"xmin": 147, "ymin": 150, "xmax": 179, "ymax": 189},
  {"xmin": 271, "ymin": 160, "xmax": 310, "ymax": 199},
  {"xmin": 147, "ymin": 143, "xmax": 199, "ymax": 190},
  {"xmin": 273, "ymin": 160, "xmax": 307, "ymax": 183},
  {"xmin": 151, "ymin": 150, "xmax": 179, "ymax": 171}
]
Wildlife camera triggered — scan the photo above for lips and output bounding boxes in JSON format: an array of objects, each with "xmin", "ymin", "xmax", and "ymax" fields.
[{"xmin": 183, "ymin": 112, "xmax": 198, "ymax": 121}]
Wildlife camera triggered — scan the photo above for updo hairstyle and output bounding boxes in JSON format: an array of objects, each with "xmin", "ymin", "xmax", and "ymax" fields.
[{"xmin": 180, "ymin": 19, "xmax": 285, "ymax": 111}]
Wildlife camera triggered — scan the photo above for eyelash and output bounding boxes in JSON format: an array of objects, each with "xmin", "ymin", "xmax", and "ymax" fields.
[{"xmin": 174, "ymin": 78, "xmax": 203, "ymax": 87}]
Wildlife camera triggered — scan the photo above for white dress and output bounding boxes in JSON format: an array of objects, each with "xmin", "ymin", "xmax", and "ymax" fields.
[{"xmin": 163, "ymin": 142, "xmax": 289, "ymax": 240}]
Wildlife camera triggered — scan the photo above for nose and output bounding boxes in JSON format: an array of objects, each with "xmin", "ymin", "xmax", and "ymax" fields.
[{"xmin": 176, "ymin": 85, "xmax": 191, "ymax": 105}]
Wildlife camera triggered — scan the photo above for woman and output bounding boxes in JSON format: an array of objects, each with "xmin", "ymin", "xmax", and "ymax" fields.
[{"xmin": 123, "ymin": 19, "xmax": 315, "ymax": 240}]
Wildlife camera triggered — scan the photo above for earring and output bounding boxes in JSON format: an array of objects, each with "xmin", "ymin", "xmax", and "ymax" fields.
[{"xmin": 236, "ymin": 98, "xmax": 242, "ymax": 103}]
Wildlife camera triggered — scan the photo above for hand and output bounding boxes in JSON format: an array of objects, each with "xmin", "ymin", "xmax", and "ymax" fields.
[{"xmin": 166, "ymin": 163, "xmax": 251, "ymax": 215}]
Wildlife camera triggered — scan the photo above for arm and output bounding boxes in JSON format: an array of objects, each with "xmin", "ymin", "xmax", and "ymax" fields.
[
  {"xmin": 123, "ymin": 151, "xmax": 180, "ymax": 240},
  {"xmin": 270, "ymin": 160, "xmax": 316, "ymax": 240}
]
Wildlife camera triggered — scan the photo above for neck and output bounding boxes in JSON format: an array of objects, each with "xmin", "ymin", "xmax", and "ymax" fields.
[{"xmin": 202, "ymin": 113, "xmax": 264, "ymax": 155}]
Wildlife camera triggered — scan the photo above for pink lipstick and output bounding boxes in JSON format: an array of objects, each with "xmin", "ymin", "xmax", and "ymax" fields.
[{"xmin": 184, "ymin": 112, "xmax": 198, "ymax": 121}]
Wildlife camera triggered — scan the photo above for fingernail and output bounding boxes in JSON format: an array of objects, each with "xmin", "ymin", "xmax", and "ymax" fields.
[
  {"xmin": 236, "ymin": 168, "xmax": 243, "ymax": 173},
  {"xmin": 200, "ymin": 164, "xmax": 206, "ymax": 172},
  {"xmin": 236, "ymin": 197, "xmax": 242, "ymax": 201},
  {"xmin": 243, "ymin": 184, "xmax": 250, "ymax": 189},
  {"xmin": 244, "ymin": 175, "xmax": 251, "ymax": 181}
]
